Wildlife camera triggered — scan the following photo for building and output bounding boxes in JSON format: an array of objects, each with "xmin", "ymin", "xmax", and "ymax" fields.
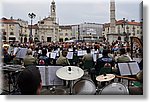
[
  {"xmin": 0, "ymin": 17, "xmax": 28, "ymax": 43},
  {"xmin": 103, "ymin": 19, "xmax": 142, "ymax": 43},
  {"xmin": 37, "ymin": 0, "xmax": 59, "ymax": 42},
  {"xmin": 102, "ymin": 0, "xmax": 142, "ymax": 43},
  {"xmin": 72, "ymin": 22, "xmax": 103, "ymax": 42},
  {"xmin": 59, "ymin": 25, "xmax": 72, "ymax": 42},
  {"xmin": 16, "ymin": 19, "xmax": 29, "ymax": 43}
]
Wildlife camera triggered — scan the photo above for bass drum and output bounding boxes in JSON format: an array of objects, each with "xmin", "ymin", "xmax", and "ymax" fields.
[
  {"xmin": 72, "ymin": 79, "xmax": 96, "ymax": 95},
  {"xmin": 100, "ymin": 83, "xmax": 129, "ymax": 95}
]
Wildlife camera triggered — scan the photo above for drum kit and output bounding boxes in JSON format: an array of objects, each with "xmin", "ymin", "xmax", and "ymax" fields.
[
  {"xmin": 40, "ymin": 66, "xmax": 142, "ymax": 95},
  {"xmin": 0, "ymin": 64, "xmax": 142, "ymax": 95},
  {"xmin": 1, "ymin": 65, "xmax": 25, "ymax": 94}
]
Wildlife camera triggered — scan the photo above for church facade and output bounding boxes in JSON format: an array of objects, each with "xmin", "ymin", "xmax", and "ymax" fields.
[{"xmin": 37, "ymin": 0, "xmax": 59, "ymax": 42}]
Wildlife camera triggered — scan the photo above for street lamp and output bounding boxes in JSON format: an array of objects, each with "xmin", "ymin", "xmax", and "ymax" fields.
[
  {"xmin": 132, "ymin": 25, "xmax": 135, "ymax": 36},
  {"xmin": 77, "ymin": 25, "xmax": 80, "ymax": 41},
  {"xmin": 28, "ymin": 12, "xmax": 36, "ymax": 43},
  {"xmin": 123, "ymin": 18, "xmax": 129, "ymax": 42}
]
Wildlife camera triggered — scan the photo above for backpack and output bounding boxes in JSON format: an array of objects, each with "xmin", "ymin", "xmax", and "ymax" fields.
[
  {"xmin": 38, "ymin": 59, "xmax": 45, "ymax": 65},
  {"xmin": 38, "ymin": 56, "xmax": 49, "ymax": 65}
]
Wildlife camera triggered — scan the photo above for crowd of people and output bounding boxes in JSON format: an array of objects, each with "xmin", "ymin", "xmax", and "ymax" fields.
[{"xmin": 1, "ymin": 40, "xmax": 143, "ymax": 95}]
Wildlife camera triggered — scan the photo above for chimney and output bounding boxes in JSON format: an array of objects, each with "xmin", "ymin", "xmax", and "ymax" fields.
[
  {"xmin": 10, "ymin": 16, "xmax": 13, "ymax": 20},
  {"xmin": 131, "ymin": 20, "xmax": 135, "ymax": 22}
]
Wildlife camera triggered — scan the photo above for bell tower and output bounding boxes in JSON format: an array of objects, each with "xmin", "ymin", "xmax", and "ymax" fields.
[{"xmin": 50, "ymin": 0, "xmax": 56, "ymax": 22}]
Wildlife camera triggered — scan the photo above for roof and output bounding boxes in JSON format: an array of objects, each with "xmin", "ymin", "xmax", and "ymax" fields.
[
  {"xmin": 59, "ymin": 25, "xmax": 72, "ymax": 29},
  {"xmin": 104, "ymin": 20, "xmax": 142, "ymax": 27},
  {"xmin": 0, "ymin": 17, "xmax": 20, "ymax": 25},
  {"xmin": 28, "ymin": 24, "xmax": 39, "ymax": 29},
  {"xmin": 116, "ymin": 20, "xmax": 141, "ymax": 26}
]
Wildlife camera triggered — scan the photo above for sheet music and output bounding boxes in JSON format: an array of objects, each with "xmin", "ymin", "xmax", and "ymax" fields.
[
  {"xmin": 91, "ymin": 50, "xmax": 95, "ymax": 55},
  {"xmin": 129, "ymin": 62, "xmax": 140, "ymax": 75},
  {"xmin": 13, "ymin": 47, "xmax": 19, "ymax": 55},
  {"xmin": 37, "ymin": 66, "xmax": 46, "ymax": 86},
  {"xmin": 98, "ymin": 54, "xmax": 102, "ymax": 58},
  {"xmin": 38, "ymin": 50, "xmax": 42, "ymax": 54},
  {"xmin": 47, "ymin": 66, "xmax": 63, "ymax": 85},
  {"xmin": 77, "ymin": 50, "xmax": 84, "ymax": 56},
  {"xmin": 66, "ymin": 52, "xmax": 73, "ymax": 59},
  {"xmin": 32, "ymin": 51, "xmax": 35, "ymax": 56},
  {"xmin": 118, "ymin": 63, "xmax": 131, "ymax": 75},
  {"xmin": 82, "ymin": 50, "xmax": 87, "ymax": 55},
  {"xmin": 54, "ymin": 50, "xmax": 59, "ymax": 56},
  {"xmin": 133, "ymin": 58, "xmax": 142, "ymax": 63},
  {"xmin": 93, "ymin": 54, "xmax": 97, "ymax": 62},
  {"xmin": 50, "ymin": 53, "xmax": 57, "ymax": 59},
  {"xmin": 19, "ymin": 48, "xmax": 28, "ymax": 58},
  {"xmin": 46, "ymin": 52, "xmax": 50, "ymax": 57},
  {"xmin": 68, "ymin": 48, "xmax": 73, "ymax": 52},
  {"xmin": 95, "ymin": 50, "xmax": 99, "ymax": 54}
]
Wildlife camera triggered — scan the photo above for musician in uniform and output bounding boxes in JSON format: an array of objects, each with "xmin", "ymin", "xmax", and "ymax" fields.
[
  {"xmin": 117, "ymin": 48, "xmax": 132, "ymax": 62},
  {"xmin": 82, "ymin": 48, "xmax": 94, "ymax": 73},
  {"xmin": 56, "ymin": 49, "xmax": 70, "ymax": 66},
  {"xmin": 23, "ymin": 49, "xmax": 36, "ymax": 67}
]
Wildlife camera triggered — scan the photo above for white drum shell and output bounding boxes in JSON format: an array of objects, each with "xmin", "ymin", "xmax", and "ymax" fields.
[
  {"xmin": 100, "ymin": 83, "xmax": 129, "ymax": 95},
  {"xmin": 72, "ymin": 79, "xmax": 96, "ymax": 95}
]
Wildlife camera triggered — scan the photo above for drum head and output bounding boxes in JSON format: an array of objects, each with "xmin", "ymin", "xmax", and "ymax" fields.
[
  {"xmin": 100, "ymin": 83, "xmax": 129, "ymax": 95},
  {"xmin": 72, "ymin": 79, "xmax": 96, "ymax": 95}
]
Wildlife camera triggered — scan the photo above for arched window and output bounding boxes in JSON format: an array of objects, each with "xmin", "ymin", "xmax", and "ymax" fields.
[{"xmin": 65, "ymin": 38, "xmax": 68, "ymax": 41}]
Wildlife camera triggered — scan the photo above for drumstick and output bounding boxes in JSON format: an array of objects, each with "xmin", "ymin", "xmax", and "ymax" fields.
[{"xmin": 115, "ymin": 75, "xmax": 137, "ymax": 81}]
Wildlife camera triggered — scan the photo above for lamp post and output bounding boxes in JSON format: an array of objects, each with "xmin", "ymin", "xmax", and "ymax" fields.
[
  {"xmin": 132, "ymin": 25, "xmax": 135, "ymax": 36},
  {"xmin": 28, "ymin": 12, "xmax": 36, "ymax": 43},
  {"xmin": 123, "ymin": 18, "xmax": 129, "ymax": 42},
  {"xmin": 77, "ymin": 25, "xmax": 80, "ymax": 41}
]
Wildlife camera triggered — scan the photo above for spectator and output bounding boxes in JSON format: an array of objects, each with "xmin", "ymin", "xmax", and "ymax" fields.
[{"xmin": 17, "ymin": 66, "xmax": 42, "ymax": 95}]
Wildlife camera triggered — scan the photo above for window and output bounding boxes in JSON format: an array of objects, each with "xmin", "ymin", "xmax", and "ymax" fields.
[
  {"xmin": 65, "ymin": 33, "xmax": 68, "ymax": 36},
  {"xmin": 47, "ymin": 37, "xmax": 51, "ymax": 42},
  {"xmin": 3, "ymin": 32, "xmax": 6, "ymax": 35},
  {"xmin": 9, "ymin": 37, "xmax": 16, "ymax": 41},
  {"xmin": 2, "ymin": 29, "xmax": 5, "ymax": 32},
  {"xmin": 137, "ymin": 30, "xmax": 139, "ymax": 34},
  {"xmin": 10, "ymin": 32, "xmax": 14, "ymax": 35},
  {"xmin": 41, "ymin": 21, "xmax": 44, "ymax": 24},
  {"xmin": 59, "ymin": 33, "xmax": 63, "ymax": 36},
  {"xmin": 118, "ymin": 26, "xmax": 120, "ymax": 34}
]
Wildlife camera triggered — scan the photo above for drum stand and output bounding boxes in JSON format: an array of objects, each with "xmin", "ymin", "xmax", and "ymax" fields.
[{"xmin": 2, "ymin": 70, "xmax": 20, "ymax": 95}]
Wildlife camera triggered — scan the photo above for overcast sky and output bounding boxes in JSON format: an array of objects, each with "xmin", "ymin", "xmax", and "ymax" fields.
[{"xmin": 1, "ymin": 0, "xmax": 142, "ymax": 25}]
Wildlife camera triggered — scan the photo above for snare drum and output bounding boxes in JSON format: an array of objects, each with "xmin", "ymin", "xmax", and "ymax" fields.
[
  {"xmin": 72, "ymin": 79, "xmax": 96, "ymax": 95},
  {"xmin": 100, "ymin": 83, "xmax": 129, "ymax": 95}
]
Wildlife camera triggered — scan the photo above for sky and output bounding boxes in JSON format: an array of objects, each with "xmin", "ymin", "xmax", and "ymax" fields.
[{"xmin": 1, "ymin": 0, "xmax": 142, "ymax": 25}]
